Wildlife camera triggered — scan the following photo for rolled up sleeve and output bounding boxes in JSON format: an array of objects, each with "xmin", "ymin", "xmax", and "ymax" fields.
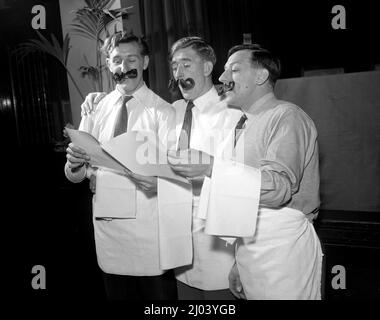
[{"xmin": 260, "ymin": 109, "xmax": 312, "ymax": 207}]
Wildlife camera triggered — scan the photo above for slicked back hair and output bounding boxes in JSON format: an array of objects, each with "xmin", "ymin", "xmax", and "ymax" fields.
[
  {"xmin": 228, "ymin": 44, "xmax": 281, "ymax": 86},
  {"xmin": 170, "ymin": 36, "xmax": 216, "ymax": 66},
  {"xmin": 101, "ymin": 31, "xmax": 149, "ymax": 57}
]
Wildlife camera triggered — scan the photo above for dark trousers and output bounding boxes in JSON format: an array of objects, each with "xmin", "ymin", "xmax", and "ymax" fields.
[
  {"xmin": 102, "ymin": 270, "xmax": 178, "ymax": 300},
  {"xmin": 177, "ymin": 280, "xmax": 236, "ymax": 300}
]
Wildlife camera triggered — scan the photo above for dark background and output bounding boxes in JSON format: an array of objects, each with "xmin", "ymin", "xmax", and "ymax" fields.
[{"xmin": 1, "ymin": 0, "xmax": 379, "ymax": 301}]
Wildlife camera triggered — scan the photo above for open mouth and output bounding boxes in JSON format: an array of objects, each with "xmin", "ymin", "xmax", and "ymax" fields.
[
  {"xmin": 168, "ymin": 78, "xmax": 195, "ymax": 91},
  {"xmin": 112, "ymin": 69, "xmax": 138, "ymax": 83},
  {"xmin": 218, "ymin": 81, "xmax": 235, "ymax": 96},
  {"xmin": 178, "ymin": 78, "xmax": 195, "ymax": 90}
]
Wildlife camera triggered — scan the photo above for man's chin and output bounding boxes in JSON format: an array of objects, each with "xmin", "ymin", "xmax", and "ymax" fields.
[
  {"xmin": 222, "ymin": 91, "xmax": 234, "ymax": 103},
  {"xmin": 118, "ymin": 77, "xmax": 131, "ymax": 85},
  {"xmin": 180, "ymin": 90, "xmax": 194, "ymax": 101},
  {"xmin": 117, "ymin": 81, "xmax": 140, "ymax": 94}
]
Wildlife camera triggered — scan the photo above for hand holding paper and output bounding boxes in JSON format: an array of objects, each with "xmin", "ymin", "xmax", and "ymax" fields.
[
  {"xmin": 65, "ymin": 127, "xmax": 126, "ymax": 172},
  {"xmin": 102, "ymin": 131, "xmax": 189, "ymax": 183},
  {"xmin": 167, "ymin": 149, "xmax": 214, "ymax": 180},
  {"xmin": 124, "ymin": 168, "xmax": 158, "ymax": 193},
  {"xmin": 66, "ymin": 142, "xmax": 91, "ymax": 170}
]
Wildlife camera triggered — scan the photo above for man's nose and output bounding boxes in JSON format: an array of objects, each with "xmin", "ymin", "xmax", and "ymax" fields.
[
  {"xmin": 174, "ymin": 65, "xmax": 184, "ymax": 79},
  {"xmin": 121, "ymin": 60, "xmax": 129, "ymax": 72},
  {"xmin": 218, "ymin": 69, "xmax": 231, "ymax": 83}
]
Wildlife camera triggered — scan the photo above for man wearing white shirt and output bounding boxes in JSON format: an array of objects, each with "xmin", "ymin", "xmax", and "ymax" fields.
[
  {"xmin": 64, "ymin": 32, "xmax": 177, "ymax": 300},
  {"xmin": 169, "ymin": 44, "xmax": 323, "ymax": 300},
  {"xmin": 166, "ymin": 37, "xmax": 242, "ymax": 299}
]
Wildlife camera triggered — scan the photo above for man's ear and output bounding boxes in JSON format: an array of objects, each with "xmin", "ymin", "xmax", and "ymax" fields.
[
  {"xmin": 256, "ymin": 68, "xmax": 269, "ymax": 85},
  {"xmin": 143, "ymin": 55, "xmax": 149, "ymax": 70},
  {"xmin": 203, "ymin": 61, "xmax": 214, "ymax": 77},
  {"xmin": 106, "ymin": 58, "xmax": 112, "ymax": 71}
]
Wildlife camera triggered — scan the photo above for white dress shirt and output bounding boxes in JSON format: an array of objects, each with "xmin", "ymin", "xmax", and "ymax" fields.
[
  {"xmin": 65, "ymin": 83, "xmax": 176, "ymax": 276},
  {"xmin": 169, "ymin": 86, "xmax": 243, "ymax": 290}
]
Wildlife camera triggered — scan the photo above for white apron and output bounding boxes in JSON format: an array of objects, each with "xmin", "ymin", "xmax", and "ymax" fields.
[{"xmin": 236, "ymin": 207, "xmax": 323, "ymax": 300}]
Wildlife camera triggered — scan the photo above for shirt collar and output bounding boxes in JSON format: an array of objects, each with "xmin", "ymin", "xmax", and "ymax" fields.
[
  {"xmin": 245, "ymin": 92, "xmax": 275, "ymax": 118},
  {"xmin": 192, "ymin": 86, "xmax": 220, "ymax": 111},
  {"xmin": 115, "ymin": 82, "xmax": 149, "ymax": 104}
]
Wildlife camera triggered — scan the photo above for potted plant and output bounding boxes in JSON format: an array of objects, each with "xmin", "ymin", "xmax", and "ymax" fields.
[{"xmin": 15, "ymin": 0, "xmax": 132, "ymax": 99}]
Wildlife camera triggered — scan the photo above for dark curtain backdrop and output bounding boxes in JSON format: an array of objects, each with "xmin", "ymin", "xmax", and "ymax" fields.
[
  {"xmin": 140, "ymin": 0, "xmax": 379, "ymax": 102},
  {"xmin": 139, "ymin": 0, "xmax": 292, "ymax": 101},
  {"xmin": 140, "ymin": 0, "xmax": 262, "ymax": 102},
  {"xmin": 204, "ymin": 0, "xmax": 259, "ymax": 83}
]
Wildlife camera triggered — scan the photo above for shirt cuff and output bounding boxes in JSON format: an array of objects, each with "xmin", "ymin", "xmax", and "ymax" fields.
[{"xmin": 86, "ymin": 165, "xmax": 96, "ymax": 179}]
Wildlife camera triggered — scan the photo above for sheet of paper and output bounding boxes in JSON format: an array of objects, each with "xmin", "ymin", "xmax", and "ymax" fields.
[
  {"xmin": 65, "ymin": 127, "xmax": 126, "ymax": 172},
  {"xmin": 101, "ymin": 131, "xmax": 189, "ymax": 183}
]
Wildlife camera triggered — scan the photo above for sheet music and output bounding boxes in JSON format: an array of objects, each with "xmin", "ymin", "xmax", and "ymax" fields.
[
  {"xmin": 65, "ymin": 127, "xmax": 126, "ymax": 172},
  {"xmin": 65, "ymin": 127, "xmax": 188, "ymax": 183},
  {"xmin": 102, "ymin": 131, "xmax": 189, "ymax": 183}
]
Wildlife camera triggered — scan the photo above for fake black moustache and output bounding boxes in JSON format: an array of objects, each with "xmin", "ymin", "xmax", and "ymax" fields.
[
  {"xmin": 218, "ymin": 81, "xmax": 235, "ymax": 96},
  {"xmin": 112, "ymin": 69, "xmax": 138, "ymax": 83},
  {"xmin": 168, "ymin": 78, "xmax": 195, "ymax": 91}
]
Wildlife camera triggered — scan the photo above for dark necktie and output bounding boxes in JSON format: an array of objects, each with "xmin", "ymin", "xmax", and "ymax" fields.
[
  {"xmin": 177, "ymin": 100, "xmax": 195, "ymax": 150},
  {"xmin": 234, "ymin": 113, "xmax": 248, "ymax": 147},
  {"xmin": 113, "ymin": 95, "xmax": 133, "ymax": 137}
]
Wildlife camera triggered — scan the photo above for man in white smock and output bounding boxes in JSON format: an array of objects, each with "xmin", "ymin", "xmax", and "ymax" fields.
[
  {"xmin": 64, "ymin": 32, "xmax": 177, "ymax": 300},
  {"xmin": 165, "ymin": 37, "xmax": 242, "ymax": 299}
]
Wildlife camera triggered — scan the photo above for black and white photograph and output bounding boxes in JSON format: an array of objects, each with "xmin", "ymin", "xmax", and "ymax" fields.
[{"xmin": 1, "ymin": 0, "xmax": 379, "ymax": 312}]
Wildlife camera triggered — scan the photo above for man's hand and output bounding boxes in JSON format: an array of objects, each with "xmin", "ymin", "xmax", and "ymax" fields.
[
  {"xmin": 229, "ymin": 263, "xmax": 247, "ymax": 299},
  {"xmin": 124, "ymin": 169, "xmax": 158, "ymax": 194},
  {"xmin": 66, "ymin": 142, "xmax": 90, "ymax": 171},
  {"xmin": 81, "ymin": 92, "xmax": 107, "ymax": 116},
  {"xmin": 167, "ymin": 149, "xmax": 213, "ymax": 180}
]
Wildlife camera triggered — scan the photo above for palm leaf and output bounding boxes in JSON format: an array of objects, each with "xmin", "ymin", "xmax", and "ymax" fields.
[
  {"xmin": 62, "ymin": 34, "xmax": 71, "ymax": 65},
  {"xmin": 71, "ymin": 24, "xmax": 98, "ymax": 41},
  {"xmin": 25, "ymin": 39, "xmax": 62, "ymax": 63},
  {"xmin": 96, "ymin": 0, "xmax": 116, "ymax": 10},
  {"xmin": 51, "ymin": 33, "xmax": 64, "ymax": 61},
  {"xmin": 108, "ymin": 6, "xmax": 133, "ymax": 17},
  {"xmin": 102, "ymin": 8, "xmax": 117, "ymax": 20},
  {"xmin": 14, "ymin": 31, "xmax": 85, "ymax": 100},
  {"xmin": 65, "ymin": 1, "xmax": 134, "ymax": 94},
  {"xmin": 99, "ymin": 7, "xmax": 133, "ymax": 38},
  {"xmin": 71, "ymin": 10, "xmax": 98, "ymax": 35}
]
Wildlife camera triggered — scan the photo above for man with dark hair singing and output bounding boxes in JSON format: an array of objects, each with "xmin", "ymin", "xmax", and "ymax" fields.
[{"xmin": 169, "ymin": 43, "xmax": 323, "ymax": 299}]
